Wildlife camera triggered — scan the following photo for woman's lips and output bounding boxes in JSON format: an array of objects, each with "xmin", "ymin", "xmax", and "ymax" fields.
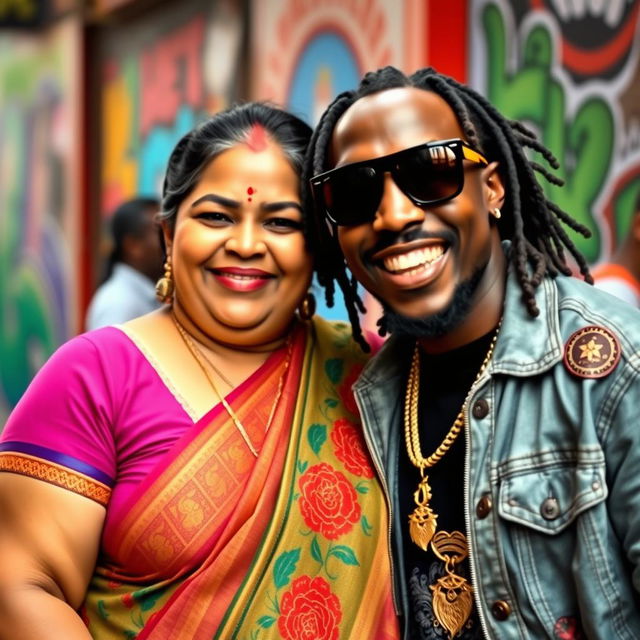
[{"xmin": 209, "ymin": 266, "xmax": 275, "ymax": 292}]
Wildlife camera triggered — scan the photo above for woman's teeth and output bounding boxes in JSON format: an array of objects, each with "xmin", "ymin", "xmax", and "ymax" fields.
[{"xmin": 224, "ymin": 273, "xmax": 262, "ymax": 280}]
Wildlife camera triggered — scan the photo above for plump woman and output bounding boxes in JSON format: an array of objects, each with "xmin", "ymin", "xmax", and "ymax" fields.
[{"xmin": 0, "ymin": 103, "xmax": 399, "ymax": 639}]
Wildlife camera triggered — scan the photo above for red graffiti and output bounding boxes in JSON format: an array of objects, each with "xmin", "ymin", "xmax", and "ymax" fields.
[
  {"xmin": 140, "ymin": 15, "xmax": 205, "ymax": 136},
  {"xmin": 277, "ymin": 0, "xmax": 386, "ymax": 57}
]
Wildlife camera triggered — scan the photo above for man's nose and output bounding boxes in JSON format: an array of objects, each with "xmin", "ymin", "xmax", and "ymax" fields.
[
  {"xmin": 224, "ymin": 221, "xmax": 267, "ymax": 258},
  {"xmin": 372, "ymin": 174, "xmax": 425, "ymax": 233}
]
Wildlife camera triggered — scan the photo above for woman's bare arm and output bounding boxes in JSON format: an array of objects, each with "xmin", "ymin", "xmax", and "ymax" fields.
[{"xmin": 0, "ymin": 473, "xmax": 106, "ymax": 639}]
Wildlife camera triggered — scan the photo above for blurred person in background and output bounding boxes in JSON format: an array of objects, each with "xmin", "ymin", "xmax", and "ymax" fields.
[
  {"xmin": 85, "ymin": 197, "xmax": 164, "ymax": 330},
  {"xmin": 592, "ymin": 194, "xmax": 640, "ymax": 307},
  {"xmin": 0, "ymin": 102, "xmax": 399, "ymax": 640}
]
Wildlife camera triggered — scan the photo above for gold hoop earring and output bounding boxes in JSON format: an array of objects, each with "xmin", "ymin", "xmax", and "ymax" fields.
[
  {"xmin": 491, "ymin": 208, "xmax": 502, "ymax": 220},
  {"xmin": 297, "ymin": 292, "xmax": 316, "ymax": 321},
  {"xmin": 155, "ymin": 259, "xmax": 174, "ymax": 303}
]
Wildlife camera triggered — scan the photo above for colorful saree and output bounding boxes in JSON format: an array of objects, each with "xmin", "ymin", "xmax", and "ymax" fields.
[{"xmin": 81, "ymin": 317, "xmax": 400, "ymax": 640}]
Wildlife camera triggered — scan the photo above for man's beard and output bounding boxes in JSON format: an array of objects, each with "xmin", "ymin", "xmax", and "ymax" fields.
[{"xmin": 378, "ymin": 264, "xmax": 487, "ymax": 339}]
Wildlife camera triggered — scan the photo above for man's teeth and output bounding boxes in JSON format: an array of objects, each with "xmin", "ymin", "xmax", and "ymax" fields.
[{"xmin": 383, "ymin": 246, "xmax": 445, "ymax": 273}]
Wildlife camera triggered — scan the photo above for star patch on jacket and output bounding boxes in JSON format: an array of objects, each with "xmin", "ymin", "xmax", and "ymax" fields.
[{"xmin": 563, "ymin": 325, "xmax": 621, "ymax": 378}]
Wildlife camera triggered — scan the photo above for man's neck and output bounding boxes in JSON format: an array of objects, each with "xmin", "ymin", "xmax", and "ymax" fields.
[{"xmin": 418, "ymin": 244, "xmax": 507, "ymax": 355}]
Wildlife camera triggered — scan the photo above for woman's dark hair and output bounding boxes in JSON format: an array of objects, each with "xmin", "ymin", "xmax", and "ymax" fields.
[
  {"xmin": 103, "ymin": 197, "xmax": 160, "ymax": 282},
  {"xmin": 161, "ymin": 102, "xmax": 312, "ymax": 241},
  {"xmin": 303, "ymin": 66, "xmax": 593, "ymax": 350}
]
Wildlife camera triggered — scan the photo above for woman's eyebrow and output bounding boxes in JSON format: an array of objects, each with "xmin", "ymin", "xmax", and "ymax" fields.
[
  {"xmin": 190, "ymin": 193, "xmax": 240, "ymax": 209},
  {"xmin": 262, "ymin": 201, "xmax": 303, "ymax": 213}
]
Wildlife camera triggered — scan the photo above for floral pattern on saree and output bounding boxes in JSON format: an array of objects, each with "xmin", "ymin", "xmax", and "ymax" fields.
[
  {"xmin": 82, "ymin": 320, "xmax": 399, "ymax": 640},
  {"xmin": 298, "ymin": 462, "xmax": 361, "ymax": 539},
  {"xmin": 277, "ymin": 575, "xmax": 342, "ymax": 640},
  {"xmin": 248, "ymin": 347, "xmax": 384, "ymax": 639}
]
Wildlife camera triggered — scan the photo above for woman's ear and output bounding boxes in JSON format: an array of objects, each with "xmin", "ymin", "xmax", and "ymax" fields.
[
  {"xmin": 483, "ymin": 161, "xmax": 505, "ymax": 211},
  {"xmin": 161, "ymin": 221, "xmax": 173, "ymax": 258}
]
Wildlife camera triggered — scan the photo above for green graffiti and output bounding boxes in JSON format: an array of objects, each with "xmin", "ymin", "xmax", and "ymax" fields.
[
  {"xmin": 0, "ymin": 64, "xmax": 57, "ymax": 411},
  {"xmin": 483, "ymin": 4, "xmax": 615, "ymax": 262},
  {"xmin": 613, "ymin": 178, "xmax": 640, "ymax": 241}
]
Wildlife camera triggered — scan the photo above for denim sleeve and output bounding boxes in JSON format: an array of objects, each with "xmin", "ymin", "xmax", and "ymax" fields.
[{"xmin": 600, "ymin": 357, "xmax": 640, "ymax": 593}]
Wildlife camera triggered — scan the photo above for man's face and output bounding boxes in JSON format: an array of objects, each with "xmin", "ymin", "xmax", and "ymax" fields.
[{"xmin": 329, "ymin": 87, "xmax": 504, "ymax": 331}]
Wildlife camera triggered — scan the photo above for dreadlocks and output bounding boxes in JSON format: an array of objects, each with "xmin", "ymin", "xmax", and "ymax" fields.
[{"xmin": 303, "ymin": 66, "xmax": 592, "ymax": 351}]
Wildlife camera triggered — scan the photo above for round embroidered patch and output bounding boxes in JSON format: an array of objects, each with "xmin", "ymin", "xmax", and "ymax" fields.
[{"xmin": 563, "ymin": 325, "xmax": 621, "ymax": 379}]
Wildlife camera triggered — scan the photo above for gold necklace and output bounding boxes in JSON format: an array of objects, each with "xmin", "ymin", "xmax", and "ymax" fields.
[
  {"xmin": 196, "ymin": 348, "xmax": 234, "ymax": 389},
  {"xmin": 172, "ymin": 314, "xmax": 292, "ymax": 457},
  {"xmin": 404, "ymin": 323, "xmax": 500, "ymax": 639}
]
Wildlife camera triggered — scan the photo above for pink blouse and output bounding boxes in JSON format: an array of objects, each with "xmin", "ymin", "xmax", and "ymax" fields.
[{"xmin": 0, "ymin": 327, "xmax": 195, "ymax": 543}]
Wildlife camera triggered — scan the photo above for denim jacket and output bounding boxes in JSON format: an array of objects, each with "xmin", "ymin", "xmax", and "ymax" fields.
[{"xmin": 354, "ymin": 266, "xmax": 640, "ymax": 639}]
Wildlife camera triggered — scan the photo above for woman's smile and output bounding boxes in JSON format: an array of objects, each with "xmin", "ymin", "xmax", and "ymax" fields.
[{"xmin": 209, "ymin": 266, "xmax": 275, "ymax": 292}]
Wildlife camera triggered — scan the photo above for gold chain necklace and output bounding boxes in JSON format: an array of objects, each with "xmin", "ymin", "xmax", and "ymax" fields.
[
  {"xmin": 172, "ymin": 314, "xmax": 292, "ymax": 457},
  {"xmin": 404, "ymin": 323, "xmax": 500, "ymax": 639},
  {"xmin": 196, "ymin": 347, "xmax": 234, "ymax": 389}
]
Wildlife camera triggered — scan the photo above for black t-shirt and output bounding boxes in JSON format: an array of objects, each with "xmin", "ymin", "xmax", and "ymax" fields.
[{"xmin": 397, "ymin": 331, "xmax": 494, "ymax": 639}]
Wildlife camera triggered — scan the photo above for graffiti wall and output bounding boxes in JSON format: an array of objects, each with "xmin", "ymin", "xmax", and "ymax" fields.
[
  {"xmin": 470, "ymin": 0, "xmax": 640, "ymax": 265},
  {"xmin": 0, "ymin": 17, "xmax": 82, "ymax": 425},
  {"xmin": 251, "ymin": 0, "xmax": 426, "ymax": 127},
  {"xmin": 100, "ymin": 0, "xmax": 243, "ymax": 216}
]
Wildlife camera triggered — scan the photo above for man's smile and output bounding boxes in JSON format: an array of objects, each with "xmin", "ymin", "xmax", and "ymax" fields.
[
  {"xmin": 365, "ymin": 239, "xmax": 451, "ymax": 291},
  {"xmin": 380, "ymin": 245, "xmax": 446, "ymax": 274}
]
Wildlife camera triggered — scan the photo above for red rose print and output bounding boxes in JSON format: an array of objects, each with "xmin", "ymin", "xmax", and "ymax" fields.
[
  {"xmin": 121, "ymin": 593, "xmax": 135, "ymax": 609},
  {"xmin": 278, "ymin": 575, "xmax": 342, "ymax": 640},
  {"xmin": 298, "ymin": 463, "xmax": 361, "ymax": 539},
  {"xmin": 331, "ymin": 418, "xmax": 374, "ymax": 478},
  {"xmin": 337, "ymin": 364, "xmax": 364, "ymax": 416}
]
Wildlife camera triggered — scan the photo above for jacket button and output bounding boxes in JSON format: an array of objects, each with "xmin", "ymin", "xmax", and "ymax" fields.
[
  {"xmin": 491, "ymin": 600, "xmax": 511, "ymax": 620},
  {"xmin": 476, "ymin": 495, "xmax": 492, "ymax": 519},
  {"xmin": 540, "ymin": 497, "xmax": 560, "ymax": 520},
  {"xmin": 472, "ymin": 398, "xmax": 489, "ymax": 419}
]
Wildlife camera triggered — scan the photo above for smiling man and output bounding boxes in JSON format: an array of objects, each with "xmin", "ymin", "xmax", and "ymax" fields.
[{"xmin": 306, "ymin": 67, "xmax": 640, "ymax": 639}]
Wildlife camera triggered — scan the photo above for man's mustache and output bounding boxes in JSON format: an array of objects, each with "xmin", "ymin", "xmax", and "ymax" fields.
[{"xmin": 365, "ymin": 227, "xmax": 458, "ymax": 262}]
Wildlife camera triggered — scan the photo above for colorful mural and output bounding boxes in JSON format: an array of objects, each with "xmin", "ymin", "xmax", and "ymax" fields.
[
  {"xmin": 0, "ymin": 17, "xmax": 82, "ymax": 425},
  {"xmin": 100, "ymin": 0, "xmax": 243, "ymax": 216},
  {"xmin": 470, "ymin": 0, "xmax": 640, "ymax": 264},
  {"xmin": 251, "ymin": 0, "xmax": 426, "ymax": 127}
]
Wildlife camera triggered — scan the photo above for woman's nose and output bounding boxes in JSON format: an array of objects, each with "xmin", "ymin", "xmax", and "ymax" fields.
[
  {"xmin": 224, "ymin": 221, "xmax": 267, "ymax": 258},
  {"xmin": 372, "ymin": 174, "xmax": 426, "ymax": 233}
]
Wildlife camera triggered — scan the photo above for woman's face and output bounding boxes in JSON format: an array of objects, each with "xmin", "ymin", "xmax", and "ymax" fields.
[{"xmin": 165, "ymin": 139, "xmax": 313, "ymax": 348}]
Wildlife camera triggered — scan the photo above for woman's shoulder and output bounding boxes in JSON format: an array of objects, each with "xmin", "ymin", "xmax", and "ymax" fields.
[
  {"xmin": 41, "ymin": 326, "xmax": 135, "ymax": 371},
  {"xmin": 311, "ymin": 316, "xmax": 385, "ymax": 355},
  {"xmin": 310, "ymin": 316, "xmax": 380, "ymax": 364}
]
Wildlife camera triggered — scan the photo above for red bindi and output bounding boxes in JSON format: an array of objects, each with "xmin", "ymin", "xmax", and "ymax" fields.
[
  {"xmin": 247, "ymin": 186, "xmax": 255, "ymax": 202},
  {"xmin": 245, "ymin": 124, "xmax": 268, "ymax": 152}
]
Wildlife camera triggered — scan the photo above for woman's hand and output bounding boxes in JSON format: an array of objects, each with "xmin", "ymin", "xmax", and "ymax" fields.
[{"xmin": 0, "ymin": 473, "xmax": 105, "ymax": 638}]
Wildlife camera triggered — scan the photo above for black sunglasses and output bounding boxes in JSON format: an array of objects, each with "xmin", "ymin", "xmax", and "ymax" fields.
[{"xmin": 310, "ymin": 138, "xmax": 488, "ymax": 227}]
